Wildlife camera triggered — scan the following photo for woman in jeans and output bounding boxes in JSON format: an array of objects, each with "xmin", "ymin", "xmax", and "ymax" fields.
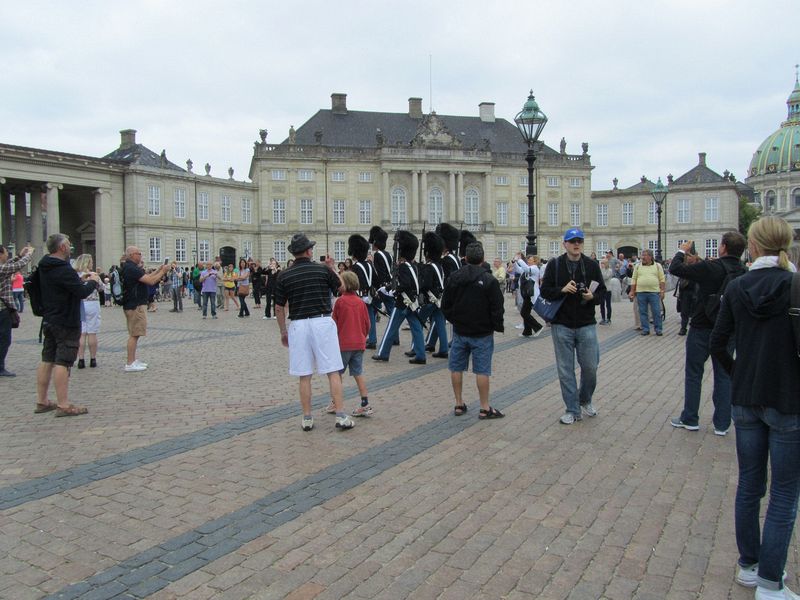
[
  {"xmin": 711, "ymin": 216, "xmax": 800, "ymax": 599},
  {"xmin": 598, "ymin": 258, "xmax": 613, "ymax": 325},
  {"xmin": 236, "ymin": 258, "xmax": 250, "ymax": 318}
]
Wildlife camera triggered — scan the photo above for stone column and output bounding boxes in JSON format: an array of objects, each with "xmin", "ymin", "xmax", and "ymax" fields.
[
  {"xmin": 484, "ymin": 172, "xmax": 493, "ymax": 226},
  {"xmin": 46, "ymin": 182, "xmax": 63, "ymax": 240},
  {"xmin": 382, "ymin": 170, "xmax": 390, "ymax": 224},
  {"xmin": 30, "ymin": 186, "xmax": 44, "ymax": 257},
  {"xmin": 420, "ymin": 171, "xmax": 428, "ymax": 224},
  {"xmin": 411, "ymin": 171, "xmax": 419, "ymax": 224},
  {"xmin": 456, "ymin": 172, "xmax": 464, "ymax": 222},
  {"xmin": 15, "ymin": 190, "xmax": 27, "ymax": 250},
  {"xmin": 448, "ymin": 171, "xmax": 456, "ymax": 223},
  {"xmin": 0, "ymin": 178, "xmax": 10, "ymax": 244},
  {"xmin": 94, "ymin": 188, "xmax": 112, "ymax": 271}
]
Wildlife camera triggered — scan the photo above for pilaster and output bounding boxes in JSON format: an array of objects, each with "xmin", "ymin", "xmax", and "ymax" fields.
[{"xmin": 46, "ymin": 182, "xmax": 63, "ymax": 239}]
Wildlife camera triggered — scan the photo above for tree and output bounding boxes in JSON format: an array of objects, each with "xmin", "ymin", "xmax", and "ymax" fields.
[{"xmin": 739, "ymin": 197, "xmax": 761, "ymax": 235}]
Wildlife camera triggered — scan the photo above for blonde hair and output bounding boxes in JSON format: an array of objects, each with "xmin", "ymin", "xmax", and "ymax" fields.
[
  {"xmin": 341, "ymin": 270, "xmax": 359, "ymax": 292},
  {"xmin": 748, "ymin": 216, "xmax": 793, "ymax": 270},
  {"xmin": 73, "ymin": 253, "xmax": 93, "ymax": 272}
]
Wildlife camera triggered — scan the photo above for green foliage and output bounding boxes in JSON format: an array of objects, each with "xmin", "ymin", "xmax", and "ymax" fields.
[{"xmin": 739, "ymin": 197, "xmax": 761, "ymax": 235}]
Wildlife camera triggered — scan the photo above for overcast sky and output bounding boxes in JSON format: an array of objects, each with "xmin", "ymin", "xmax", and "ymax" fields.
[{"xmin": 1, "ymin": 0, "xmax": 797, "ymax": 190}]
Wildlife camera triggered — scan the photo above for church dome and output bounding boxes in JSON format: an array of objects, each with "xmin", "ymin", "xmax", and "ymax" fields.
[{"xmin": 749, "ymin": 73, "xmax": 800, "ymax": 177}]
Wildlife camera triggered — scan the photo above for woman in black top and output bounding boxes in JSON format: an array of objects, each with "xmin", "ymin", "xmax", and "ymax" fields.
[{"xmin": 263, "ymin": 259, "xmax": 281, "ymax": 319}]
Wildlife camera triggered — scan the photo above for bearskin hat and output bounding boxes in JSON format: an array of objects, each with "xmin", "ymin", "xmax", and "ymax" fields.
[
  {"xmin": 368, "ymin": 226, "xmax": 389, "ymax": 250},
  {"xmin": 458, "ymin": 230, "xmax": 477, "ymax": 257},
  {"xmin": 423, "ymin": 232, "xmax": 444, "ymax": 262},
  {"xmin": 435, "ymin": 223, "xmax": 459, "ymax": 252},
  {"xmin": 394, "ymin": 230, "xmax": 419, "ymax": 262},
  {"xmin": 348, "ymin": 234, "xmax": 370, "ymax": 261}
]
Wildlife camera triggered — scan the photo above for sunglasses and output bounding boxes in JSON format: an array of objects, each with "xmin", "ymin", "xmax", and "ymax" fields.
[{"xmin": 566, "ymin": 239, "xmax": 584, "ymax": 244}]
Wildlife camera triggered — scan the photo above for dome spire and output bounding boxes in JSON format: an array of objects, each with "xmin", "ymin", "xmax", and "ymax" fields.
[{"xmin": 786, "ymin": 65, "xmax": 800, "ymax": 124}]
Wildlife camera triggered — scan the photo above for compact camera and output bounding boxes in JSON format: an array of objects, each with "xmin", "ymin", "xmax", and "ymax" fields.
[{"xmin": 575, "ymin": 282, "xmax": 587, "ymax": 294}]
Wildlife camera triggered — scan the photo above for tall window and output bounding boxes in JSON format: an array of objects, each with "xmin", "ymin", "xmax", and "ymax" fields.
[
  {"xmin": 148, "ymin": 185, "xmax": 161, "ymax": 216},
  {"xmin": 596, "ymin": 241, "xmax": 609, "ymax": 255},
  {"xmin": 331, "ymin": 171, "xmax": 346, "ymax": 182},
  {"xmin": 496, "ymin": 202, "xmax": 508, "ymax": 226},
  {"xmin": 765, "ymin": 190, "xmax": 776, "ymax": 212},
  {"xmin": 569, "ymin": 177, "xmax": 582, "ymax": 188},
  {"xmin": 648, "ymin": 201, "xmax": 657, "ymax": 225},
  {"xmin": 175, "ymin": 238, "xmax": 187, "ymax": 262},
  {"xmin": 428, "ymin": 187, "xmax": 443, "ymax": 225},
  {"xmin": 793, "ymin": 188, "xmax": 800, "ymax": 208},
  {"xmin": 705, "ymin": 238, "xmax": 719, "ymax": 258},
  {"xmin": 241, "ymin": 198, "xmax": 252, "ymax": 224},
  {"xmin": 705, "ymin": 197, "xmax": 719, "ymax": 222},
  {"xmin": 596, "ymin": 204, "xmax": 608, "ymax": 227},
  {"xmin": 242, "ymin": 240, "xmax": 252, "ymax": 258},
  {"xmin": 391, "ymin": 187, "xmax": 407, "ymax": 226},
  {"xmin": 570, "ymin": 203, "xmax": 581, "ymax": 227},
  {"xmin": 300, "ymin": 199, "xmax": 314, "ymax": 225},
  {"xmin": 334, "ymin": 241, "xmax": 346, "ymax": 262},
  {"xmin": 647, "ymin": 240, "xmax": 658, "ymax": 252},
  {"xmin": 676, "ymin": 198, "xmax": 691, "ymax": 224},
  {"xmin": 199, "ymin": 240, "xmax": 210, "ymax": 262},
  {"xmin": 271, "ymin": 169, "xmax": 286, "ymax": 181},
  {"xmin": 495, "ymin": 175, "xmax": 509, "ymax": 185},
  {"xmin": 548, "ymin": 202, "xmax": 559, "ymax": 226},
  {"xmin": 547, "ymin": 176, "xmax": 560, "ymax": 187},
  {"xmin": 221, "ymin": 195, "xmax": 231, "ymax": 223},
  {"xmin": 273, "ymin": 199, "xmax": 286, "ymax": 224},
  {"xmin": 549, "ymin": 241, "xmax": 560, "ymax": 257},
  {"xmin": 358, "ymin": 171, "xmax": 374, "ymax": 183},
  {"xmin": 464, "ymin": 189, "xmax": 479, "ymax": 225},
  {"xmin": 676, "ymin": 239, "xmax": 688, "ymax": 250},
  {"xmin": 174, "ymin": 188, "xmax": 186, "ymax": 219},
  {"xmin": 274, "ymin": 240, "xmax": 286, "ymax": 262},
  {"xmin": 333, "ymin": 200, "xmax": 345, "ymax": 225},
  {"xmin": 519, "ymin": 203, "xmax": 528, "ymax": 226},
  {"xmin": 359, "ymin": 200, "xmax": 372, "ymax": 225},
  {"xmin": 198, "ymin": 192, "xmax": 209, "ymax": 220},
  {"xmin": 297, "ymin": 169, "xmax": 314, "ymax": 182},
  {"xmin": 622, "ymin": 202, "xmax": 634, "ymax": 225},
  {"xmin": 519, "ymin": 175, "xmax": 528, "ymax": 187},
  {"xmin": 496, "ymin": 241, "xmax": 509, "ymax": 261},
  {"xmin": 149, "ymin": 237, "xmax": 162, "ymax": 262}
]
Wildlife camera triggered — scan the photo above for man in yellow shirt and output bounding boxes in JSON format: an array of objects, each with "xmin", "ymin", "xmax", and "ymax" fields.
[{"xmin": 628, "ymin": 249, "xmax": 665, "ymax": 336}]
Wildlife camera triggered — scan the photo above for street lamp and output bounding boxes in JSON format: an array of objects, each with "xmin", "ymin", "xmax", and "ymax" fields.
[
  {"xmin": 515, "ymin": 91, "xmax": 548, "ymax": 256},
  {"xmin": 651, "ymin": 177, "xmax": 668, "ymax": 262}
]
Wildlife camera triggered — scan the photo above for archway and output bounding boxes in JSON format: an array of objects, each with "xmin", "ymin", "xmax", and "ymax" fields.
[{"xmin": 219, "ymin": 246, "xmax": 236, "ymax": 268}]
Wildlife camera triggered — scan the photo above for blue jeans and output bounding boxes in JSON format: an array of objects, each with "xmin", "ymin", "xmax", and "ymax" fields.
[
  {"xmin": 551, "ymin": 324, "xmax": 600, "ymax": 416},
  {"xmin": 13, "ymin": 290, "xmax": 24, "ymax": 313},
  {"xmin": 202, "ymin": 292, "xmax": 217, "ymax": 317},
  {"xmin": 0, "ymin": 309, "xmax": 12, "ymax": 371},
  {"xmin": 637, "ymin": 292, "xmax": 662, "ymax": 334},
  {"xmin": 418, "ymin": 304, "xmax": 448, "ymax": 353},
  {"xmin": 368, "ymin": 292, "xmax": 395, "ymax": 345},
  {"xmin": 680, "ymin": 327, "xmax": 732, "ymax": 430},
  {"xmin": 733, "ymin": 405, "xmax": 800, "ymax": 590},
  {"xmin": 376, "ymin": 305, "xmax": 424, "ymax": 360}
]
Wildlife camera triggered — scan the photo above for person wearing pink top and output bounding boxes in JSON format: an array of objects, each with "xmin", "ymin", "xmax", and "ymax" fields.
[{"xmin": 11, "ymin": 271, "xmax": 24, "ymax": 312}]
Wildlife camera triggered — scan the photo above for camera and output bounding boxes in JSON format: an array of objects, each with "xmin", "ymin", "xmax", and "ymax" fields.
[{"xmin": 575, "ymin": 282, "xmax": 587, "ymax": 294}]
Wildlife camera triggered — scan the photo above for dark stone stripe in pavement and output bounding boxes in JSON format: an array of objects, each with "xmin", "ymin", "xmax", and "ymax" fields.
[
  {"xmin": 45, "ymin": 329, "xmax": 637, "ymax": 600},
  {"xmin": 0, "ymin": 333, "xmax": 536, "ymax": 510}
]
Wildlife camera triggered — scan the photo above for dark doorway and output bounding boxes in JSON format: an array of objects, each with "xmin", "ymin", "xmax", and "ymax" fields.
[
  {"xmin": 617, "ymin": 245, "xmax": 639, "ymax": 258},
  {"xmin": 219, "ymin": 246, "xmax": 236, "ymax": 268}
]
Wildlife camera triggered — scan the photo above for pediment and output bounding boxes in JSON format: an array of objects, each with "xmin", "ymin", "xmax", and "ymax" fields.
[{"xmin": 411, "ymin": 112, "xmax": 461, "ymax": 149}]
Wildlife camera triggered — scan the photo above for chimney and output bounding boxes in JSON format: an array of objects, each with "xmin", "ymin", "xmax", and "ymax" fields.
[
  {"xmin": 120, "ymin": 129, "xmax": 137, "ymax": 149},
  {"xmin": 331, "ymin": 93, "xmax": 348, "ymax": 114},
  {"xmin": 698, "ymin": 152, "xmax": 707, "ymax": 166},
  {"xmin": 408, "ymin": 97, "xmax": 423, "ymax": 119},
  {"xmin": 479, "ymin": 102, "xmax": 495, "ymax": 123}
]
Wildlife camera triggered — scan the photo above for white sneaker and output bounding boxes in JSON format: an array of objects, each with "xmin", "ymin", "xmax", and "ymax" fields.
[
  {"xmin": 352, "ymin": 405, "xmax": 374, "ymax": 417},
  {"xmin": 335, "ymin": 415, "xmax": 355, "ymax": 430},
  {"xmin": 514, "ymin": 324, "xmax": 524, "ymax": 330},
  {"xmin": 301, "ymin": 416, "xmax": 314, "ymax": 431},
  {"xmin": 133, "ymin": 360, "xmax": 148, "ymax": 368},
  {"xmin": 560, "ymin": 412, "xmax": 576, "ymax": 425},
  {"xmin": 756, "ymin": 585, "xmax": 800, "ymax": 599},
  {"xmin": 738, "ymin": 563, "xmax": 787, "ymax": 588},
  {"xmin": 714, "ymin": 428, "xmax": 729, "ymax": 436},
  {"xmin": 532, "ymin": 328, "xmax": 544, "ymax": 338},
  {"xmin": 581, "ymin": 403, "xmax": 598, "ymax": 417},
  {"xmin": 124, "ymin": 363, "xmax": 146, "ymax": 372},
  {"xmin": 263, "ymin": 316, "xmax": 269, "ymax": 320}
]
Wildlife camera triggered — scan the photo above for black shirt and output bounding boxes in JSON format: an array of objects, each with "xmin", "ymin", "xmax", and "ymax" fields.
[
  {"xmin": 121, "ymin": 260, "xmax": 148, "ymax": 309},
  {"xmin": 274, "ymin": 258, "xmax": 340, "ymax": 319}
]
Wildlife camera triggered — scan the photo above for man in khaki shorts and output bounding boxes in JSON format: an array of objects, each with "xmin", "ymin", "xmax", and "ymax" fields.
[{"xmin": 121, "ymin": 246, "xmax": 168, "ymax": 372}]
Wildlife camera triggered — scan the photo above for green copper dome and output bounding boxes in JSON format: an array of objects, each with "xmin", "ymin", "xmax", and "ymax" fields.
[{"xmin": 749, "ymin": 73, "xmax": 800, "ymax": 177}]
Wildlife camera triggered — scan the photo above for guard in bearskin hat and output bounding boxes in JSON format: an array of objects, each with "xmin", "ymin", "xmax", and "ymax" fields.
[
  {"xmin": 366, "ymin": 226, "xmax": 394, "ymax": 349},
  {"xmin": 414, "ymin": 231, "xmax": 449, "ymax": 358},
  {"xmin": 347, "ymin": 234, "xmax": 374, "ymax": 304},
  {"xmin": 435, "ymin": 223, "xmax": 462, "ymax": 278}
]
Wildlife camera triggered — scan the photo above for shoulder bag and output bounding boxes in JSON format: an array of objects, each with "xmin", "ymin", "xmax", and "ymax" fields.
[{"xmin": 532, "ymin": 259, "xmax": 563, "ymax": 323}]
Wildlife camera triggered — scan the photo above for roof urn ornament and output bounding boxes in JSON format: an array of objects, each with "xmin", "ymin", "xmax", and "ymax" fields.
[
  {"xmin": 259, "ymin": 129, "xmax": 268, "ymax": 144},
  {"xmin": 288, "ymin": 126, "xmax": 296, "ymax": 144},
  {"xmin": 560, "ymin": 137, "xmax": 566, "ymax": 154},
  {"xmin": 314, "ymin": 130, "xmax": 323, "ymax": 144},
  {"xmin": 186, "ymin": 159, "xmax": 193, "ymax": 173},
  {"xmin": 228, "ymin": 167, "xmax": 234, "ymax": 179},
  {"xmin": 205, "ymin": 163, "xmax": 211, "ymax": 176},
  {"xmin": 582, "ymin": 142, "xmax": 589, "ymax": 155},
  {"xmin": 612, "ymin": 178, "xmax": 618, "ymax": 190}
]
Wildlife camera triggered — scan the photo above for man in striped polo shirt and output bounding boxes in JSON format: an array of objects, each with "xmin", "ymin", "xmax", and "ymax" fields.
[{"xmin": 274, "ymin": 233, "xmax": 354, "ymax": 432}]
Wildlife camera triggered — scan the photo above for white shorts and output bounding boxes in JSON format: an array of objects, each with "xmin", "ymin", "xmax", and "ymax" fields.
[
  {"xmin": 288, "ymin": 316, "xmax": 343, "ymax": 376},
  {"xmin": 81, "ymin": 300, "xmax": 101, "ymax": 334}
]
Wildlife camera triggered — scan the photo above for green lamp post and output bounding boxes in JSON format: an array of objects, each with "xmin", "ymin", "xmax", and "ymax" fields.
[{"xmin": 515, "ymin": 91, "xmax": 548, "ymax": 256}]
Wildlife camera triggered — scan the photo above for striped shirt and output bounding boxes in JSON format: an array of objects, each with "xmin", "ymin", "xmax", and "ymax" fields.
[
  {"xmin": 0, "ymin": 253, "xmax": 33, "ymax": 308},
  {"xmin": 274, "ymin": 258, "xmax": 340, "ymax": 319}
]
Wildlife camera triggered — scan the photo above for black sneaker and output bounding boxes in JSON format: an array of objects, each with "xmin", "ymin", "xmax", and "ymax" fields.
[
  {"xmin": 77, "ymin": 359, "xmax": 86, "ymax": 369},
  {"xmin": 372, "ymin": 355, "xmax": 388, "ymax": 362},
  {"xmin": 408, "ymin": 358, "xmax": 427, "ymax": 365},
  {"xmin": 432, "ymin": 352, "xmax": 449, "ymax": 359},
  {"xmin": 403, "ymin": 350, "xmax": 415, "ymax": 357},
  {"xmin": 365, "ymin": 342, "xmax": 377, "ymax": 350},
  {"xmin": 90, "ymin": 358, "xmax": 97, "ymax": 368}
]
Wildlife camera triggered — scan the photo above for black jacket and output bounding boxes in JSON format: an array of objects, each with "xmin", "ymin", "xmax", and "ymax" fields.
[
  {"xmin": 394, "ymin": 261, "xmax": 421, "ymax": 309},
  {"xmin": 38, "ymin": 255, "xmax": 98, "ymax": 328},
  {"xmin": 441, "ymin": 264, "xmax": 504, "ymax": 337},
  {"xmin": 710, "ymin": 268, "xmax": 800, "ymax": 414},
  {"xmin": 373, "ymin": 250, "xmax": 393, "ymax": 287},
  {"xmin": 540, "ymin": 254, "xmax": 605, "ymax": 328},
  {"xmin": 668, "ymin": 252, "xmax": 746, "ymax": 329}
]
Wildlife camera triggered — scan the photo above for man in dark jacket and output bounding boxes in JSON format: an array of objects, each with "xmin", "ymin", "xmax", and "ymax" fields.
[
  {"xmin": 540, "ymin": 228, "xmax": 606, "ymax": 425},
  {"xmin": 35, "ymin": 233, "xmax": 101, "ymax": 417},
  {"xmin": 668, "ymin": 233, "xmax": 746, "ymax": 434},
  {"xmin": 441, "ymin": 241, "xmax": 504, "ymax": 419}
]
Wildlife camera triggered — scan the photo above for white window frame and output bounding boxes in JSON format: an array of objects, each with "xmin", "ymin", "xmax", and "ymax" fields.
[
  {"xmin": 334, "ymin": 240, "xmax": 346, "ymax": 262},
  {"xmin": 242, "ymin": 240, "xmax": 252, "ymax": 259},
  {"xmin": 496, "ymin": 202, "xmax": 508, "ymax": 227},
  {"xmin": 496, "ymin": 241, "xmax": 509, "ymax": 261},
  {"xmin": 648, "ymin": 201, "xmax": 657, "ymax": 225},
  {"xmin": 464, "ymin": 188, "xmax": 480, "ymax": 226},
  {"xmin": 198, "ymin": 192, "xmax": 209, "ymax": 221},
  {"xmin": 199, "ymin": 240, "xmax": 210, "ymax": 262},
  {"xmin": 333, "ymin": 199, "xmax": 345, "ymax": 225},
  {"xmin": 519, "ymin": 203, "xmax": 529, "ymax": 227},
  {"xmin": 705, "ymin": 238, "xmax": 719, "ymax": 258},
  {"xmin": 300, "ymin": 199, "xmax": 314, "ymax": 225},
  {"xmin": 677, "ymin": 239, "xmax": 688, "ymax": 250},
  {"xmin": 149, "ymin": 237, "xmax": 162, "ymax": 262},
  {"xmin": 570, "ymin": 203, "xmax": 581, "ymax": 227},
  {"xmin": 331, "ymin": 171, "xmax": 346, "ymax": 182},
  {"xmin": 241, "ymin": 197, "xmax": 252, "ymax": 224},
  {"xmin": 596, "ymin": 241, "xmax": 610, "ymax": 256},
  {"xmin": 174, "ymin": 188, "xmax": 186, "ymax": 219},
  {"xmin": 547, "ymin": 202, "xmax": 559, "ymax": 226},
  {"xmin": 273, "ymin": 199, "xmax": 286, "ymax": 224},
  {"xmin": 495, "ymin": 175, "xmax": 509, "ymax": 186},
  {"xmin": 622, "ymin": 202, "xmax": 634, "ymax": 226},
  {"xmin": 549, "ymin": 241, "xmax": 560, "ymax": 257},
  {"xmin": 358, "ymin": 171, "xmax": 374, "ymax": 183},
  {"xmin": 359, "ymin": 200, "xmax": 372, "ymax": 225},
  {"xmin": 274, "ymin": 240, "xmax": 286, "ymax": 262},
  {"xmin": 647, "ymin": 240, "xmax": 658, "ymax": 252},
  {"xmin": 428, "ymin": 187, "xmax": 443, "ymax": 225},
  {"xmin": 297, "ymin": 169, "xmax": 314, "ymax": 182},
  {"xmin": 148, "ymin": 185, "xmax": 161, "ymax": 216},
  {"xmin": 391, "ymin": 187, "xmax": 407, "ymax": 226},
  {"xmin": 546, "ymin": 176, "xmax": 560, "ymax": 188},
  {"xmin": 569, "ymin": 177, "xmax": 582, "ymax": 188},
  {"xmin": 596, "ymin": 204, "xmax": 608, "ymax": 227},
  {"xmin": 705, "ymin": 197, "xmax": 719, "ymax": 222},
  {"xmin": 175, "ymin": 238, "xmax": 187, "ymax": 263},
  {"xmin": 519, "ymin": 175, "xmax": 528, "ymax": 187},
  {"xmin": 221, "ymin": 195, "xmax": 231, "ymax": 223},
  {"xmin": 676, "ymin": 198, "xmax": 691, "ymax": 224},
  {"xmin": 271, "ymin": 169, "xmax": 286, "ymax": 181}
]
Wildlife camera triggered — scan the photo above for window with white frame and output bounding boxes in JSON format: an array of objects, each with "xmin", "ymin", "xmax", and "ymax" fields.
[
  {"xmin": 148, "ymin": 185, "xmax": 161, "ymax": 216},
  {"xmin": 596, "ymin": 204, "xmax": 608, "ymax": 227},
  {"xmin": 358, "ymin": 171, "xmax": 374, "ymax": 183},
  {"xmin": 221, "ymin": 195, "xmax": 231, "ymax": 223},
  {"xmin": 569, "ymin": 177, "xmax": 582, "ymax": 188},
  {"xmin": 496, "ymin": 241, "xmax": 509, "ymax": 261},
  {"xmin": 464, "ymin": 189, "xmax": 480, "ymax": 225},
  {"xmin": 333, "ymin": 200, "xmax": 345, "ymax": 225},
  {"xmin": 622, "ymin": 202, "xmax": 634, "ymax": 225},
  {"xmin": 300, "ymin": 199, "xmax": 313, "ymax": 225},
  {"xmin": 242, "ymin": 240, "xmax": 252, "ymax": 258},
  {"xmin": 331, "ymin": 171, "xmax": 346, "ymax": 182},
  {"xmin": 519, "ymin": 203, "xmax": 528, "ymax": 226},
  {"xmin": 175, "ymin": 238, "xmax": 187, "ymax": 263},
  {"xmin": 647, "ymin": 240, "xmax": 658, "ymax": 252},
  {"xmin": 570, "ymin": 203, "xmax": 581, "ymax": 227},
  {"xmin": 149, "ymin": 237, "xmax": 162, "ymax": 262},
  {"xmin": 496, "ymin": 202, "xmax": 508, "ymax": 226},
  {"xmin": 676, "ymin": 198, "xmax": 691, "ymax": 224},
  {"xmin": 596, "ymin": 241, "xmax": 609, "ymax": 255},
  {"xmin": 705, "ymin": 197, "xmax": 719, "ymax": 222},
  {"xmin": 271, "ymin": 169, "xmax": 286, "ymax": 181},
  {"xmin": 549, "ymin": 241, "xmax": 560, "ymax": 257},
  {"xmin": 391, "ymin": 187, "xmax": 407, "ymax": 226},
  {"xmin": 273, "ymin": 240, "xmax": 286, "ymax": 262},
  {"xmin": 547, "ymin": 202, "xmax": 559, "ymax": 226},
  {"xmin": 428, "ymin": 187, "xmax": 443, "ymax": 225},
  {"xmin": 297, "ymin": 169, "xmax": 314, "ymax": 182},
  {"xmin": 174, "ymin": 188, "xmax": 186, "ymax": 219},
  {"xmin": 198, "ymin": 192, "xmax": 209, "ymax": 220},
  {"xmin": 520, "ymin": 240, "xmax": 528, "ymax": 254},
  {"xmin": 199, "ymin": 240, "xmax": 210, "ymax": 262},
  {"xmin": 648, "ymin": 201, "xmax": 657, "ymax": 225},
  {"xmin": 676, "ymin": 239, "xmax": 688, "ymax": 250},
  {"xmin": 241, "ymin": 197, "xmax": 252, "ymax": 224},
  {"xmin": 705, "ymin": 238, "xmax": 719, "ymax": 258},
  {"xmin": 273, "ymin": 199, "xmax": 286, "ymax": 224},
  {"xmin": 547, "ymin": 176, "xmax": 560, "ymax": 187},
  {"xmin": 495, "ymin": 175, "xmax": 509, "ymax": 186},
  {"xmin": 334, "ymin": 241, "xmax": 346, "ymax": 262},
  {"xmin": 519, "ymin": 175, "xmax": 528, "ymax": 187},
  {"xmin": 359, "ymin": 200, "xmax": 372, "ymax": 225}
]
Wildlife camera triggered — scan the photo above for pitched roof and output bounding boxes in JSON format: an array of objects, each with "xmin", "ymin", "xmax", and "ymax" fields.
[
  {"xmin": 672, "ymin": 163, "xmax": 727, "ymax": 185},
  {"xmin": 625, "ymin": 176, "xmax": 656, "ymax": 191},
  {"xmin": 103, "ymin": 144, "xmax": 185, "ymax": 172}
]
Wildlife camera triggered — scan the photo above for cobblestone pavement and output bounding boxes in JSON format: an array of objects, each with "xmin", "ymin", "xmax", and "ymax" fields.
[{"xmin": 0, "ymin": 293, "xmax": 795, "ymax": 599}]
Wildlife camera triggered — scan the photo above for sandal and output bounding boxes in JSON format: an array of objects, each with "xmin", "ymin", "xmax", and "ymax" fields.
[
  {"xmin": 54, "ymin": 405, "xmax": 89, "ymax": 417},
  {"xmin": 34, "ymin": 402, "xmax": 58, "ymax": 414},
  {"xmin": 479, "ymin": 407, "xmax": 505, "ymax": 420},
  {"xmin": 454, "ymin": 404, "xmax": 467, "ymax": 416}
]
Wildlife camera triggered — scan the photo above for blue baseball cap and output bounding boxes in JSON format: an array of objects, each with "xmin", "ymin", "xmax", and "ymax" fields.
[{"xmin": 563, "ymin": 228, "xmax": 585, "ymax": 241}]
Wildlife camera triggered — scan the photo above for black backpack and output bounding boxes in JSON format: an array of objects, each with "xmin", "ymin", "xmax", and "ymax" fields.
[
  {"xmin": 519, "ymin": 271, "xmax": 536, "ymax": 300},
  {"xmin": 703, "ymin": 260, "xmax": 745, "ymax": 323},
  {"xmin": 24, "ymin": 269, "xmax": 45, "ymax": 317}
]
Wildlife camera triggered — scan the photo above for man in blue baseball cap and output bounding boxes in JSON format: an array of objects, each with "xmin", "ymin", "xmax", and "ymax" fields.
[{"xmin": 539, "ymin": 227, "xmax": 606, "ymax": 424}]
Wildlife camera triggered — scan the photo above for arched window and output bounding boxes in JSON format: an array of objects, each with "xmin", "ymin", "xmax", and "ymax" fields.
[
  {"xmin": 391, "ymin": 187, "xmax": 407, "ymax": 226},
  {"xmin": 793, "ymin": 188, "xmax": 800, "ymax": 209},
  {"xmin": 765, "ymin": 190, "xmax": 776, "ymax": 213},
  {"xmin": 428, "ymin": 187, "xmax": 443, "ymax": 225},
  {"xmin": 464, "ymin": 188, "xmax": 480, "ymax": 226}
]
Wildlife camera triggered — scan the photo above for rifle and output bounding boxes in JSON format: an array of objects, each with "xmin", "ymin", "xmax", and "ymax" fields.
[{"xmin": 418, "ymin": 221, "xmax": 427, "ymax": 263}]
